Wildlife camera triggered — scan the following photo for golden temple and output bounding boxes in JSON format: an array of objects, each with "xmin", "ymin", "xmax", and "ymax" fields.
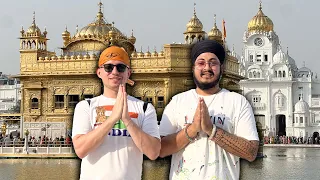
[{"xmin": 18, "ymin": 2, "xmax": 244, "ymax": 138}]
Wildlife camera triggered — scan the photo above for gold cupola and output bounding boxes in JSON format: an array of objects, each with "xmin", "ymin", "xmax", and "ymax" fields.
[
  {"xmin": 208, "ymin": 14, "xmax": 223, "ymax": 44},
  {"xmin": 62, "ymin": 26, "xmax": 71, "ymax": 46},
  {"xmin": 62, "ymin": 2, "xmax": 135, "ymax": 55},
  {"xmin": 247, "ymin": 2, "xmax": 274, "ymax": 33},
  {"xmin": 26, "ymin": 12, "xmax": 41, "ymax": 36},
  {"xmin": 74, "ymin": 2, "xmax": 123, "ymax": 39},
  {"xmin": 185, "ymin": 8, "xmax": 203, "ymax": 32},
  {"xmin": 128, "ymin": 29, "xmax": 136, "ymax": 44},
  {"xmin": 183, "ymin": 3, "xmax": 205, "ymax": 44}
]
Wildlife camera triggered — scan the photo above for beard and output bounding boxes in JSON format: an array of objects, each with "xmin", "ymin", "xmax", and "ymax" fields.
[{"xmin": 193, "ymin": 70, "xmax": 221, "ymax": 90}]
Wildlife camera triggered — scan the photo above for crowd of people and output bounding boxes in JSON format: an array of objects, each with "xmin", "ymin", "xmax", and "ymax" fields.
[
  {"xmin": 0, "ymin": 133, "xmax": 72, "ymax": 147},
  {"xmin": 263, "ymin": 135, "xmax": 320, "ymax": 144}
]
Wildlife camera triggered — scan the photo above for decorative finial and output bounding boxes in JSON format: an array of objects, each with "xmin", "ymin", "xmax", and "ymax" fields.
[
  {"xmin": 193, "ymin": 3, "xmax": 196, "ymax": 15},
  {"xmin": 76, "ymin": 25, "xmax": 78, "ymax": 33},
  {"xmin": 33, "ymin": 11, "xmax": 36, "ymax": 24},
  {"xmin": 147, "ymin": 46, "xmax": 150, "ymax": 52},
  {"xmin": 287, "ymin": 47, "xmax": 289, "ymax": 54},
  {"xmin": 140, "ymin": 46, "xmax": 143, "ymax": 52},
  {"xmin": 112, "ymin": 21, "xmax": 115, "ymax": 27},
  {"xmin": 131, "ymin": 29, "xmax": 134, "ymax": 36},
  {"xmin": 233, "ymin": 44, "xmax": 235, "ymax": 52},
  {"xmin": 303, "ymin": 61, "xmax": 305, "ymax": 67},
  {"xmin": 65, "ymin": 25, "xmax": 68, "ymax": 31},
  {"xmin": 214, "ymin": 14, "xmax": 217, "ymax": 26},
  {"xmin": 259, "ymin": 0, "xmax": 262, "ymax": 10},
  {"xmin": 98, "ymin": 1, "xmax": 103, "ymax": 13},
  {"xmin": 21, "ymin": 26, "xmax": 24, "ymax": 31}
]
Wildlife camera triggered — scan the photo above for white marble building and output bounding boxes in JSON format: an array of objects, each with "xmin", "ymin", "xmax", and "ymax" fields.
[
  {"xmin": 0, "ymin": 72, "xmax": 21, "ymax": 112},
  {"xmin": 239, "ymin": 4, "xmax": 320, "ymax": 139}
]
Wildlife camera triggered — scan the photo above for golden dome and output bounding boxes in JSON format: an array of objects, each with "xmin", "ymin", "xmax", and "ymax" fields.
[
  {"xmin": 131, "ymin": 50, "xmax": 137, "ymax": 58},
  {"xmin": 208, "ymin": 15, "xmax": 222, "ymax": 38},
  {"xmin": 62, "ymin": 26, "xmax": 70, "ymax": 36},
  {"xmin": 185, "ymin": 5, "xmax": 203, "ymax": 32},
  {"xmin": 27, "ymin": 12, "xmax": 41, "ymax": 35},
  {"xmin": 248, "ymin": 3, "xmax": 273, "ymax": 32},
  {"xmin": 74, "ymin": 3, "xmax": 123, "ymax": 38},
  {"xmin": 128, "ymin": 29, "xmax": 136, "ymax": 44}
]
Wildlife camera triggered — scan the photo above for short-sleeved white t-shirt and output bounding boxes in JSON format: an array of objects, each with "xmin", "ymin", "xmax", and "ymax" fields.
[
  {"xmin": 72, "ymin": 95, "xmax": 160, "ymax": 180},
  {"xmin": 159, "ymin": 89, "xmax": 259, "ymax": 180}
]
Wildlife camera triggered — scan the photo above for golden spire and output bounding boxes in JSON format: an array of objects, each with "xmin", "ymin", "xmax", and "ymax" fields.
[
  {"xmin": 26, "ymin": 11, "xmax": 41, "ymax": 35},
  {"xmin": 152, "ymin": 46, "xmax": 158, "ymax": 57},
  {"xmin": 208, "ymin": 14, "xmax": 222, "ymax": 40},
  {"xmin": 98, "ymin": 1, "xmax": 103, "ymax": 13},
  {"xmin": 62, "ymin": 25, "xmax": 70, "ymax": 36},
  {"xmin": 259, "ymin": 0, "xmax": 262, "ymax": 10},
  {"xmin": 128, "ymin": 29, "xmax": 136, "ymax": 44},
  {"xmin": 145, "ymin": 46, "xmax": 151, "ymax": 57},
  {"xmin": 20, "ymin": 26, "xmax": 25, "ymax": 35},
  {"xmin": 185, "ymin": 2, "xmax": 203, "ymax": 32},
  {"xmin": 95, "ymin": 1, "xmax": 105, "ymax": 25},
  {"xmin": 32, "ymin": 11, "xmax": 36, "ymax": 25}
]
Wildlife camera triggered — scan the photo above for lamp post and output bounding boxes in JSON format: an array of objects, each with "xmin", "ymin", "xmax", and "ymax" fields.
[
  {"xmin": 23, "ymin": 128, "xmax": 29, "ymax": 154},
  {"xmin": 41, "ymin": 123, "xmax": 51, "ymax": 146}
]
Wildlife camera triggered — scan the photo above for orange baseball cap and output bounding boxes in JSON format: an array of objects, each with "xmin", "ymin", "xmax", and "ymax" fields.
[{"xmin": 98, "ymin": 46, "xmax": 130, "ymax": 67}]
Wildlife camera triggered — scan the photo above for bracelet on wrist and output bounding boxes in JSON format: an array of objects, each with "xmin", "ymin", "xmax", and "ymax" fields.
[
  {"xmin": 184, "ymin": 124, "xmax": 197, "ymax": 142},
  {"xmin": 208, "ymin": 124, "xmax": 217, "ymax": 140}
]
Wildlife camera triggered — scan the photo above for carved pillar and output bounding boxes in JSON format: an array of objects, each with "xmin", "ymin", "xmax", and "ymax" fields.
[
  {"xmin": 164, "ymin": 79, "xmax": 170, "ymax": 105},
  {"xmin": 21, "ymin": 84, "xmax": 24, "ymax": 114}
]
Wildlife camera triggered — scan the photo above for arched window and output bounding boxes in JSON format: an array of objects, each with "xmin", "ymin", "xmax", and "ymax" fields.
[
  {"xmin": 278, "ymin": 71, "xmax": 282, "ymax": 77},
  {"xmin": 257, "ymin": 72, "xmax": 261, "ymax": 78},
  {"xmin": 31, "ymin": 98, "xmax": 39, "ymax": 109},
  {"xmin": 283, "ymin": 71, "xmax": 286, "ymax": 77},
  {"xmin": 274, "ymin": 71, "xmax": 277, "ymax": 77}
]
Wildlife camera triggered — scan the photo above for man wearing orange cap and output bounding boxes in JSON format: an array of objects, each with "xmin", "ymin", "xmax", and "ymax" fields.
[{"xmin": 72, "ymin": 46, "xmax": 161, "ymax": 180}]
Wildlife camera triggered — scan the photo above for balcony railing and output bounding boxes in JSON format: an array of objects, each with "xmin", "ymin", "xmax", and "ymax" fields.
[{"xmin": 251, "ymin": 102, "xmax": 266, "ymax": 110}]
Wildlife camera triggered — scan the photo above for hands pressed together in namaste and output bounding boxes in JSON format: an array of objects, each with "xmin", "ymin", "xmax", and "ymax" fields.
[
  {"xmin": 188, "ymin": 98, "xmax": 215, "ymax": 138},
  {"xmin": 108, "ymin": 84, "xmax": 132, "ymax": 127}
]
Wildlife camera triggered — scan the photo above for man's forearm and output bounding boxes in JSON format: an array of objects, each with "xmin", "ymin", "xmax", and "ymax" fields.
[
  {"xmin": 210, "ymin": 128, "xmax": 259, "ymax": 162},
  {"xmin": 159, "ymin": 125, "xmax": 197, "ymax": 158},
  {"xmin": 125, "ymin": 121, "xmax": 161, "ymax": 160},
  {"xmin": 73, "ymin": 120, "xmax": 116, "ymax": 159}
]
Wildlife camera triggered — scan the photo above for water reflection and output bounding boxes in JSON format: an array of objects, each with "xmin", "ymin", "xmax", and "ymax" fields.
[
  {"xmin": 0, "ymin": 147, "xmax": 319, "ymax": 180},
  {"xmin": 240, "ymin": 147, "xmax": 320, "ymax": 180}
]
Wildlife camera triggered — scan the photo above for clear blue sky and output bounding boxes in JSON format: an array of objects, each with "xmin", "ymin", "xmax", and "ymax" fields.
[{"xmin": 0, "ymin": 0, "xmax": 319, "ymax": 76}]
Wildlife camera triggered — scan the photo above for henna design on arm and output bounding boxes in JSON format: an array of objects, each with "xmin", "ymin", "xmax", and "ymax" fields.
[{"xmin": 211, "ymin": 128, "xmax": 259, "ymax": 162}]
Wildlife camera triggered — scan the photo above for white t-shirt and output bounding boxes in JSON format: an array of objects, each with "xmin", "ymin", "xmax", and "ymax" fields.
[
  {"xmin": 72, "ymin": 95, "xmax": 160, "ymax": 180},
  {"xmin": 159, "ymin": 89, "xmax": 259, "ymax": 180}
]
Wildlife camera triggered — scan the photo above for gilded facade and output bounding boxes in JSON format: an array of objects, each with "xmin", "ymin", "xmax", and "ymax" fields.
[{"xmin": 18, "ymin": 2, "xmax": 243, "ymax": 138}]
